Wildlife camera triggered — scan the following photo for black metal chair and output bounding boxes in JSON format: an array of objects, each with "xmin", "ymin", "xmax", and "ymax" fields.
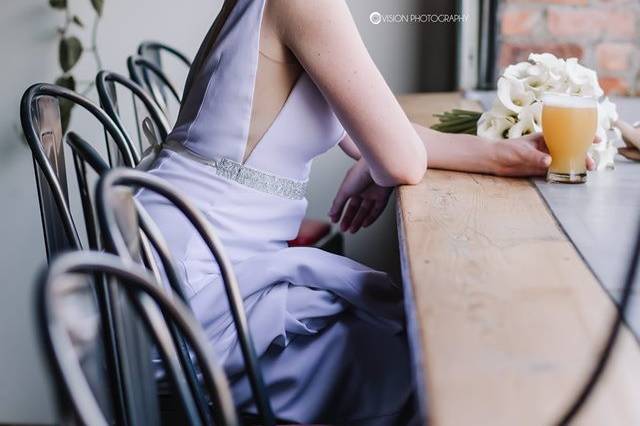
[
  {"xmin": 95, "ymin": 167, "xmax": 276, "ymax": 425},
  {"xmin": 37, "ymin": 250, "xmax": 239, "ymax": 426},
  {"xmin": 138, "ymin": 41, "xmax": 192, "ymax": 69},
  {"xmin": 95, "ymin": 70, "xmax": 171, "ymax": 163},
  {"xmin": 20, "ymin": 83, "xmax": 136, "ymax": 258},
  {"xmin": 137, "ymin": 41, "xmax": 192, "ymax": 124},
  {"xmin": 65, "ymin": 131, "xmax": 217, "ymax": 424},
  {"xmin": 128, "ymin": 54, "xmax": 182, "ymax": 119},
  {"xmin": 20, "ymin": 84, "xmax": 153, "ymax": 426},
  {"xmin": 137, "ymin": 41, "xmax": 191, "ymax": 113}
]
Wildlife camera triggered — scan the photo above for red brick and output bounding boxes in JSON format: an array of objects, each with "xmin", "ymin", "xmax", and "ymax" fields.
[
  {"xmin": 501, "ymin": 9, "xmax": 542, "ymax": 36},
  {"xmin": 547, "ymin": 8, "xmax": 636, "ymax": 38},
  {"xmin": 596, "ymin": 43, "xmax": 635, "ymax": 72},
  {"xmin": 506, "ymin": 0, "xmax": 587, "ymax": 4},
  {"xmin": 599, "ymin": 76, "xmax": 630, "ymax": 96},
  {"xmin": 499, "ymin": 43, "xmax": 583, "ymax": 68}
]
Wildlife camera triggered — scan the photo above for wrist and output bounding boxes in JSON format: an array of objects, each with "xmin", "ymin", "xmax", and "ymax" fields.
[{"xmin": 484, "ymin": 139, "xmax": 504, "ymax": 176}]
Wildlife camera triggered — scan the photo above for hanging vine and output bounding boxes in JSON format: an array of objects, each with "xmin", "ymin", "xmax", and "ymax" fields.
[{"xmin": 48, "ymin": 0, "xmax": 105, "ymax": 131}]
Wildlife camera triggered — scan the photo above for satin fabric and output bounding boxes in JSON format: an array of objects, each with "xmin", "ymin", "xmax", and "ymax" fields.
[{"xmin": 137, "ymin": 0, "xmax": 417, "ymax": 423}]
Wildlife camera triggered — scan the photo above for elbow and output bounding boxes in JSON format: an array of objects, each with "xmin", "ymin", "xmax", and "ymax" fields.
[
  {"xmin": 393, "ymin": 162, "xmax": 425, "ymax": 186},
  {"xmin": 374, "ymin": 148, "xmax": 427, "ymax": 187},
  {"xmin": 393, "ymin": 146, "xmax": 427, "ymax": 185},
  {"xmin": 401, "ymin": 166, "xmax": 426, "ymax": 185}
]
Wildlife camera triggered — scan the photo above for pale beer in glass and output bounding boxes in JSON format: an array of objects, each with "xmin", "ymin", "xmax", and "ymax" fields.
[{"xmin": 541, "ymin": 93, "xmax": 598, "ymax": 184}]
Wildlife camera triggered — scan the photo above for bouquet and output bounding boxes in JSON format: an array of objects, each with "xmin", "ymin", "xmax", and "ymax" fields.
[{"xmin": 433, "ymin": 53, "xmax": 619, "ymax": 170}]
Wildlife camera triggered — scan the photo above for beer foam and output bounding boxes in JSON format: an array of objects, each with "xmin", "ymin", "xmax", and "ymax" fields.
[{"xmin": 541, "ymin": 93, "xmax": 597, "ymax": 109}]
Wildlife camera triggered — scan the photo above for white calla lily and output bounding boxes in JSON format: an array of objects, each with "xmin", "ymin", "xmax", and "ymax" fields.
[
  {"xmin": 477, "ymin": 109, "xmax": 516, "ymax": 140},
  {"xmin": 497, "ymin": 76, "xmax": 536, "ymax": 114},
  {"xmin": 477, "ymin": 52, "xmax": 618, "ymax": 169},
  {"xmin": 503, "ymin": 62, "xmax": 533, "ymax": 80},
  {"xmin": 529, "ymin": 53, "xmax": 566, "ymax": 75},
  {"xmin": 598, "ymin": 97, "xmax": 618, "ymax": 130},
  {"xmin": 508, "ymin": 102, "xmax": 541, "ymax": 138},
  {"xmin": 565, "ymin": 58, "xmax": 603, "ymax": 97}
]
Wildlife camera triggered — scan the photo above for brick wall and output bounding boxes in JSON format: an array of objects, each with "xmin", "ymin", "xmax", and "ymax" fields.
[{"xmin": 498, "ymin": 0, "xmax": 640, "ymax": 95}]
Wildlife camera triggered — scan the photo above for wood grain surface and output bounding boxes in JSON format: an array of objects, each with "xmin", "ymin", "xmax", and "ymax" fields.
[{"xmin": 396, "ymin": 92, "xmax": 640, "ymax": 425}]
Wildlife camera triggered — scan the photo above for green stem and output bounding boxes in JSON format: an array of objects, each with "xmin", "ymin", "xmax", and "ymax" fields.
[
  {"xmin": 433, "ymin": 121, "xmax": 478, "ymax": 133},
  {"xmin": 91, "ymin": 13, "xmax": 103, "ymax": 70}
]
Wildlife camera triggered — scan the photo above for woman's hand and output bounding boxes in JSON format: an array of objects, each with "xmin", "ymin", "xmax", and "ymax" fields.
[
  {"xmin": 329, "ymin": 159, "xmax": 393, "ymax": 233},
  {"xmin": 491, "ymin": 133, "xmax": 596, "ymax": 177}
]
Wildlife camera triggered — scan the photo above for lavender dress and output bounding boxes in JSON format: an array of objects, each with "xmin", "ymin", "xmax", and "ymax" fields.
[{"xmin": 137, "ymin": 0, "xmax": 415, "ymax": 423}]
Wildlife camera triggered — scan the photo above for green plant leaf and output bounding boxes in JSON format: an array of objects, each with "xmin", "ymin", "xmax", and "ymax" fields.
[
  {"xmin": 59, "ymin": 36, "xmax": 83, "ymax": 72},
  {"xmin": 49, "ymin": 0, "xmax": 67, "ymax": 9},
  {"xmin": 72, "ymin": 15, "xmax": 84, "ymax": 28},
  {"xmin": 55, "ymin": 75, "xmax": 76, "ymax": 91},
  {"xmin": 59, "ymin": 99, "xmax": 74, "ymax": 133},
  {"xmin": 90, "ymin": 0, "xmax": 104, "ymax": 16},
  {"xmin": 54, "ymin": 75, "xmax": 76, "ymax": 132}
]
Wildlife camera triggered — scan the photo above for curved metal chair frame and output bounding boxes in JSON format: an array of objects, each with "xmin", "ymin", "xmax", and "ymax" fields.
[
  {"xmin": 38, "ymin": 251, "xmax": 239, "ymax": 426},
  {"xmin": 96, "ymin": 70, "xmax": 171, "ymax": 157},
  {"xmin": 96, "ymin": 168, "xmax": 276, "ymax": 425},
  {"xmin": 138, "ymin": 41, "xmax": 192, "ymax": 68},
  {"xmin": 21, "ymin": 83, "xmax": 157, "ymax": 426},
  {"xmin": 65, "ymin": 134, "xmax": 213, "ymax": 424},
  {"xmin": 127, "ymin": 55, "xmax": 182, "ymax": 111},
  {"xmin": 20, "ymin": 83, "xmax": 136, "ymax": 257}
]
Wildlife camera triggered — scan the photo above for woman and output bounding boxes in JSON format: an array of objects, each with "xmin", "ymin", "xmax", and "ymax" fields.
[{"xmin": 138, "ymin": 0, "xmax": 594, "ymax": 424}]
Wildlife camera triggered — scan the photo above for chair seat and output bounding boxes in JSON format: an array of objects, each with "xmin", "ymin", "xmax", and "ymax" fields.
[{"xmin": 288, "ymin": 218, "xmax": 332, "ymax": 247}]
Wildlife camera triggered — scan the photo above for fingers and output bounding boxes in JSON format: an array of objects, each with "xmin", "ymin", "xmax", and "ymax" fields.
[
  {"xmin": 329, "ymin": 191, "xmax": 349, "ymax": 223},
  {"xmin": 528, "ymin": 149, "xmax": 551, "ymax": 176},
  {"xmin": 528, "ymin": 133, "xmax": 550, "ymax": 154},
  {"xmin": 362, "ymin": 201, "xmax": 386, "ymax": 228},
  {"xmin": 348, "ymin": 199, "xmax": 374, "ymax": 233},
  {"xmin": 340, "ymin": 197, "xmax": 361, "ymax": 232},
  {"xmin": 530, "ymin": 146, "xmax": 552, "ymax": 169}
]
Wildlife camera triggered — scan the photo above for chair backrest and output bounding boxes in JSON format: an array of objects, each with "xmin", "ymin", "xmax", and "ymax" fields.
[
  {"xmin": 65, "ymin": 136, "xmax": 214, "ymax": 424},
  {"xmin": 137, "ymin": 41, "xmax": 191, "ymax": 116},
  {"xmin": 138, "ymin": 41, "xmax": 192, "ymax": 69},
  {"xmin": 20, "ymin": 84, "xmax": 151, "ymax": 426},
  {"xmin": 20, "ymin": 83, "xmax": 136, "ymax": 259},
  {"xmin": 127, "ymin": 55, "xmax": 182, "ymax": 120},
  {"xmin": 37, "ymin": 251, "xmax": 239, "ymax": 426},
  {"xmin": 96, "ymin": 168, "xmax": 276, "ymax": 425},
  {"xmin": 96, "ymin": 71, "xmax": 171, "ymax": 159}
]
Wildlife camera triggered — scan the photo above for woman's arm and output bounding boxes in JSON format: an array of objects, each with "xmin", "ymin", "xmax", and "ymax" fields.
[
  {"xmin": 415, "ymin": 123, "xmax": 553, "ymax": 177},
  {"xmin": 340, "ymin": 122, "xmax": 558, "ymax": 176},
  {"xmin": 338, "ymin": 133, "xmax": 362, "ymax": 160},
  {"xmin": 270, "ymin": 0, "xmax": 426, "ymax": 187}
]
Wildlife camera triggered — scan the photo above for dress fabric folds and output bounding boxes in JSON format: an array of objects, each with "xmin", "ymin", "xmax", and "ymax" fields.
[{"xmin": 136, "ymin": 0, "xmax": 417, "ymax": 423}]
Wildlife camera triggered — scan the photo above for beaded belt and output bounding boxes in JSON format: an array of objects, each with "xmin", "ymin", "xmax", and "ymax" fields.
[{"xmin": 162, "ymin": 140, "xmax": 308, "ymax": 200}]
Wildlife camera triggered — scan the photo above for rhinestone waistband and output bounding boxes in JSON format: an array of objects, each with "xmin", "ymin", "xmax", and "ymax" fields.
[{"xmin": 162, "ymin": 141, "xmax": 308, "ymax": 200}]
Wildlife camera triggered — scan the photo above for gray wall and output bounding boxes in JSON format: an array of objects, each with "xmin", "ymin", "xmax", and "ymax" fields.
[{"xmin": 0, "ymin": 0, "xmax": 433, "ymax": 422}]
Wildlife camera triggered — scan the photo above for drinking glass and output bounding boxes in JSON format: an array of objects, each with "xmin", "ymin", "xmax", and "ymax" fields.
[{"xmin": 541, "ymin": 93, "xmax": 598, "ymax": 184}]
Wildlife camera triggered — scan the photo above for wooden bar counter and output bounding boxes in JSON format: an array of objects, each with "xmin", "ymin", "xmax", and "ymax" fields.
[{"xmin": 396, "ymin": 93, "xmax": 640, "ymax": 425}]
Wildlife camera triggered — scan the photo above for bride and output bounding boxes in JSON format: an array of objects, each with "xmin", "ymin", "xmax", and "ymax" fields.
[{"xmin": 137, "ymin": 0, "xmax": 594, "ymax": 424}]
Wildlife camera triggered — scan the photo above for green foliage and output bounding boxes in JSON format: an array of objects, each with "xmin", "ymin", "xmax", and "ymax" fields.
[
  {"xmin": 72, "ymin": 15, "xmax": 84, "ymax": 28},
  {"xmin": 55, "ymin": 75, "xmax": 76, "ymax": 132},
  {"xmin": 431, "ymin": 109, "xmax": 482, "ymax": 135},
  {"xmin": 91, "ymin": 0, "xmax": 104, "ymax": 16},
  {"xmin": 59, "ymin": 36, "xmax": 83, "ymax": 72},
  {"xmin": 47, "ymin": 0, "xmax": 105, "ymax": 132},
  {"xmin": 48, "ymin": 0, "xmax": 66, "ymax": 9}
]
